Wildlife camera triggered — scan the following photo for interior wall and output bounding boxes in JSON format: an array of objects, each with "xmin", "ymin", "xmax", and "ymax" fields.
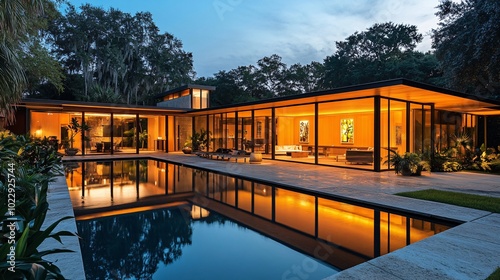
[
  {"xmin": 30, "ymin": 112, "xmax": 63, "ymax": 139},
  {"xmin": 318, "ymin": 112, "xmax": 374, "ymax": 147}
]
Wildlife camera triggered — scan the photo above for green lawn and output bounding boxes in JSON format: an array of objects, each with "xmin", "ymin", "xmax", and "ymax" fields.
[
  {"xmin": 396, "ymin": 189, "xmax": 500, "ymax": 213},
  {"xmin": 397, "ymin": 189, "xmax": 500, "ymax": 279}
]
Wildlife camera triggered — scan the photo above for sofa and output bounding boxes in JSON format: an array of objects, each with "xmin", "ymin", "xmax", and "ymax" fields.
[
  {"xmin": 345, "ymin": 149, "xmax": 374, "ymax": 164},
  {"xmin": 275, "ymin": 145, "xmax": 303, "ymax": 155}
]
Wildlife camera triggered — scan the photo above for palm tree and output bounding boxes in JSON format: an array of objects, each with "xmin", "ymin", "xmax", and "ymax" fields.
[{"xmin": 0, "ymin": 0, "xmax": 45, "ymax": 125}]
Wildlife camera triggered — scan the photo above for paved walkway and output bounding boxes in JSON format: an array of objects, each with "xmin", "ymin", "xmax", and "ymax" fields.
[{"xmin": 60, "ymin": 152, "xmax": 500, "ymax": 279}]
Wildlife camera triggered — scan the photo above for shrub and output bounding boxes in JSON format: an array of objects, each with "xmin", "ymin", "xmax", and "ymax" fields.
[{"xmin": 0, "ymin": 132, "xmax": 74, "ymax": 279}]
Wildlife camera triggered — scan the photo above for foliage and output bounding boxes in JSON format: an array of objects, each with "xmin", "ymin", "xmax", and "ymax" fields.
[
  {"xmin": 77, "ymin": 207, "xmax": 192, "ymax": 279},
  {"xmin": 62, "ymin": 117, "xmax": 90, "ymax": 150},
  {"xmin": 203, "ymin": 55, "xmax": 324, "ymax": 106},
  {"xmin": 469, "ymin": 145, "xmax": 500, "ymax": 172},
  {"xmin": 139, "ymin": 130, "xmax": 148, "ymax": 149},
  {"xmin": 397, "ymin": 189, "xmax": 500, "ymax": 214},
  {"xmin": 486, "ymin": 267, "xmax": 500, "ymax": 280},
  {"xmin": 76, "ymin": 84, "xmax": 124, "ymax": 104},
  {"xmin": 429, "ymin": 139, "xmax": 500, "ymax": 173},
  {"xmin": 184, "ymin": 129, "xmax": 210, "ymax": 151},
  {"xmin": 322, "ymin": 22, "xmax": 443, "ymax": 89},
  {"xmin": 20, "ymin": 37, "xmax": 65, "ymax": 98},
  {"xmin": 0, "ymin": 132, "xmax": 74, "ymax": 279},
  {"xmin": 0, "ymin": 0, "xmax": 48, "ymax": 124},
  {"xmin": 432, "ymin": 0, "xmax": 500, "ymax": 98},
  {"xmin": 385, "ymin": 150, "xmax": 430, "ymax": 175},
  {"xmin": 47, "ymin": 4, "xmax": 194, "ymax": 105}
]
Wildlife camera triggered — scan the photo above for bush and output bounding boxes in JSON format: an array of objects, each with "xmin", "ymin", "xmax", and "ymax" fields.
[{"xmin": 0, "ymin": 132, "xmax": 74, "ymax": 279}]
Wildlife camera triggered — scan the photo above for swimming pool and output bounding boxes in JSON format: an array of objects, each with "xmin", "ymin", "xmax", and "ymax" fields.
[
  {"xmin": 66, "ymin": 159, "xmax": 457, "ymax": 279},
  {"xmin": 77, "ymin": 203, "xmax": 339, "ymax": 279}
]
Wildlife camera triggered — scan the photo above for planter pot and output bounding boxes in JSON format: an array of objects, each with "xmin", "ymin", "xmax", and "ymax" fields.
[
  {"xmin": 65, "ymin": 148, "xmax": 78, "ymax": 156},
  {"xmin": 182, "ymin": 147, "xmax": 192, "ymax": 154},
  {"xmin": 249, "ymin": 152, "xmax": 262, "ymax": 164},
  {"xmin": 400, "ymin": 166, "xmax": 422, "ymax": 176}
]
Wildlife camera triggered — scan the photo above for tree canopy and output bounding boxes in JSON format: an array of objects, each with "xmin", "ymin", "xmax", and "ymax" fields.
[
  {"xmin": 47, "ymin": 4, "xmax": 194, "ymax": 105},
  {"xmin": 0, "ymin": 0, "xmax": 56, "ymax": 124},
  {"xmin": 4, "ymin": 2, "xmax": 498, "ymax": 111},
  {"xmin": 321, "ymin": 22, "xmax": 442, "ymax": 89},
  {"xmin": 200, "ymin": 55, "xmax": 324, "ymax": 107},
  {"xmin": 432, "ymin": 0, "xmax": 500, "ymax": 98}
]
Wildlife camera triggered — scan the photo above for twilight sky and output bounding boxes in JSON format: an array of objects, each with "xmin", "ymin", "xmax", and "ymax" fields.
[{"xmin": 65, "ymin": 0, "xmax": 441, "ymax": 78}]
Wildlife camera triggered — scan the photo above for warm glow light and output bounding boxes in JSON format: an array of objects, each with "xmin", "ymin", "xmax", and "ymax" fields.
[
  {"xmin": 35, "ymin": 129, "xmax": 42, "ymax": 136},
  {"xmin": 103, "ymin": 179, "xmax": 107, "ymax": 184},
  {"xmin": 76, "ymin": 202, "xmax": 188, "ymax": 221},
  {"xmin": 191, "ymin": 205, "xmax": 210, "ymax": 219}
]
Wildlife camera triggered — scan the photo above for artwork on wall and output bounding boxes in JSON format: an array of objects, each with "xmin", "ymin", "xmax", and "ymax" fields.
[
  {"xmin": 299, "ymin": 120, "xmax": 309, "ymax": 143},
  {"xmin": 340, "ymin": 118, "xmax": 354, "ymax": 144}
]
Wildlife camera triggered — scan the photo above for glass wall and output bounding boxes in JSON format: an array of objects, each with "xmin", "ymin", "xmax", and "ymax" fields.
[
  {"xmin": 237, "ymin": 111, "xmax": 252, "ymax": 152},
  {"xmin": 210, "ymin": 114, "xmax": 224, "ymax": 152},
  {"xmin": 30, "ymin": 111, "xmax": 83, "ymax": 153},
  {"xmin": 412, "ymin": 105, "xmax": 433, "ymax": 153},
  {"xmin": 254, "ymin": 109, "xmax": 272, "ymax": 154},
  {"xmin": 84, "ymin": 113, "xmax": 112, "ymax": 154},
  {"xmin": 111, "ymin": 114, "xmax": 136, "ymax": 154},
  {"xmin": 380, "ymin": 99, "xmax": 407, "ymax": 170},
  {"xmin": 175, "ymin": 116, "xmax": 192, "ymax": 151},
  {"xmin": 225, "ymin": 112, "xmax": 236, "ymax": 150},
  {"xmin": 317, "ymin": 98, "xmax": 374, "ymax": 169},
  {"xmin": 275, "ymin": 104, "xmax": 315, "ymax": 162},
  {"xmin": 138, "ymin": 115, "xmax": 166, "ymax": 152}
]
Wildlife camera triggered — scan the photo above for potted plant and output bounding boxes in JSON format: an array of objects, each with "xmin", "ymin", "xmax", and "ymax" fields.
[
  {"xmin": 385, "ymin": 150, "xmax": 430, "ymax": 176},
  {"xmin": 187, "ymin": 129, "xmax": 210, "ymax": 152},
  {"xmin": 182, "ymin": 139, "xmax": 192, "ymax": 154},
  {"xmin": 63, "ymin": 117, "xmax": 90, "ymax": 156}
]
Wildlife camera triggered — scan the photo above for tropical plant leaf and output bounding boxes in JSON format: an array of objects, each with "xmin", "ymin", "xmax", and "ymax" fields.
[{"xmin": 25, "ymin": 216, "xmax": 74, "ymax": 256}]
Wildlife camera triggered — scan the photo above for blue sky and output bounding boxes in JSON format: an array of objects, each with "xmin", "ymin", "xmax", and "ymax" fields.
[{"xmin": 65, "ymin": 0, "xmax": 440, "ymax": 78}]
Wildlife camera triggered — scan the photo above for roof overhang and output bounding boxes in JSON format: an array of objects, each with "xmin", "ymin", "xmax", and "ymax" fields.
[
  {"xmin": 17, "ymin": 99, "xmax": 189, "ymax": 116},
  {"xmin": 187, "ymin": 79, "xmax": 500, "ymax": 116}
]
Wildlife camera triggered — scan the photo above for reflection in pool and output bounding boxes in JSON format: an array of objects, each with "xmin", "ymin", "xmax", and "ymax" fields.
[
  {"xmin": 67, "ymin": 159, "xmax": 457, "ymax": 278},
  {"xmin": 77, "ymin": 204, "xmax": 339, "ymax": 280}
]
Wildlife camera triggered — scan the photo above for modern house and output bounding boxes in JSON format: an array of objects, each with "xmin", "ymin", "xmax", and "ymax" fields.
[{"xmin": 9, "ymin": 78, "xmax": 500, "ymax": 171}]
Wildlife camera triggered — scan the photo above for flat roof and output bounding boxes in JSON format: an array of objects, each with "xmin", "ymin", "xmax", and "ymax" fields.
[
  {"xmin": 18, "ymin": 98, "xmax": 189, "ymax": 115},
  {"xmin": 16, "ymin": 79, "xmax": 500, "ymax": 117},
  {"xmin": 186, "ymin": 79, "xmax": 500, "ymax": 116}
]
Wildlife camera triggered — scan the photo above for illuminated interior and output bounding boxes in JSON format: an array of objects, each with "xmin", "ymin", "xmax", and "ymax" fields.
[
  {"xmin": 19, "ymin": 80, "xmax": 500, "ymax": 171},
  {"xmin": 30, "ymin": 111, "xmax": 169, "ymax": 155}
]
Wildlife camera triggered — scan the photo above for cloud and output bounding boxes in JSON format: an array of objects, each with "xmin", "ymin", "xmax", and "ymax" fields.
[{"xmin": 67, "ymin": 0, "xmax": 440, "ymax": 77}]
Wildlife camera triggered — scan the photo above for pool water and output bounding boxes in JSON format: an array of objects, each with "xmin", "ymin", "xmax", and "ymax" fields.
[
  {"xmin": 77, "ymin": 204, "xmax": 339, "ymax": 280},
  {"xmin": 69, "ymin": 159, "xmax": 456, "ymax": 279}
]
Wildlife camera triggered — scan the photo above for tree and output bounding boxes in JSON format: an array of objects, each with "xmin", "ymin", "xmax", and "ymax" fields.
[
  {"xmin": 321, "ymin": 22, "xmax": 442, "ymax": 88},
  {"xmin": 203, "ymin": 55, "xmax": 325, "ymax": 106},
  {"xmin": 0, "ymin": 0, "xmax": 46, "ymax": 125},
  {"xmin": 432, "ymin": 0, "xmax": 500, "ymax": 98},
  {"xmin": 20, "ymin": 39, "xmax": 65, "ymax": 97},
  {"xmin": 48, "ymin": 4, "xmax": 194, "ymax": 105},
  {"xmin": 284, "ymin": 62, "xmax": 324, "ymax": 95}
]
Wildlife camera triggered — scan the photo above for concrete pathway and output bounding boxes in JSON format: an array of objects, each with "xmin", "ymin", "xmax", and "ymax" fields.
[
  {"xmin": 40, "ymin": 175, "xmax": 85, "ymax": 279},
  {"xmin": 60, "ymin": 152, "xmax": 500, "ymax": 279}
]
